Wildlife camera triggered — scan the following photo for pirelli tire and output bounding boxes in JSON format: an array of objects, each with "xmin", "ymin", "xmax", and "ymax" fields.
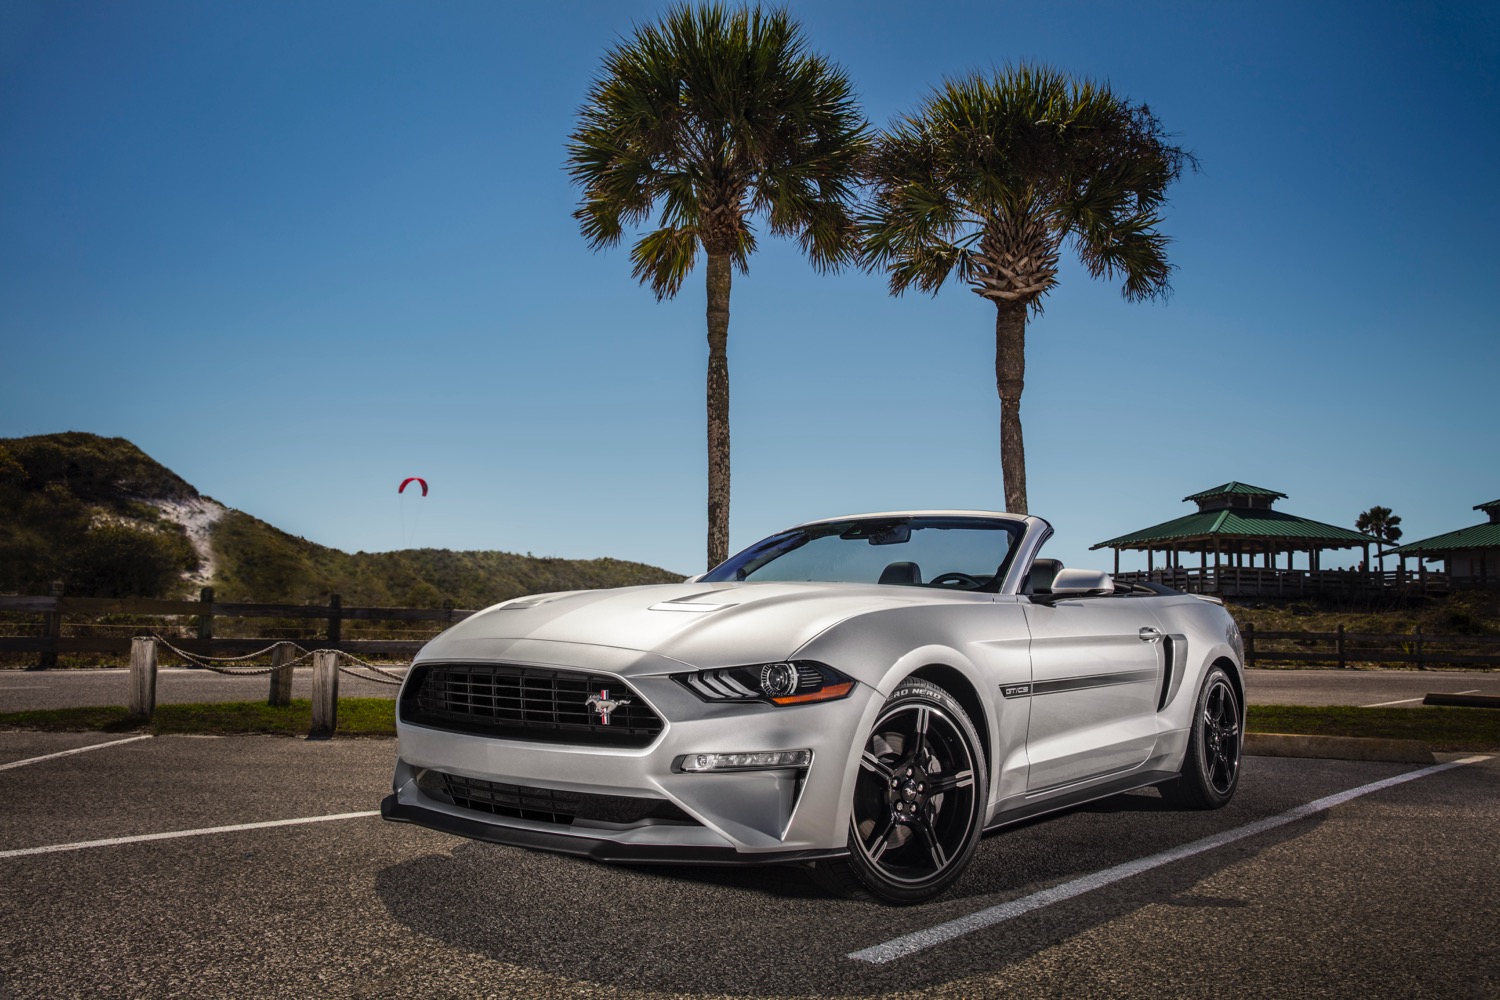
[
  {"xmin": 814, "ymin": 677, "xmax": 989, "ymax": 905},
  {"xmin": 1160, "ymin": 665, "xmax": 1243, "ymax": 810}
]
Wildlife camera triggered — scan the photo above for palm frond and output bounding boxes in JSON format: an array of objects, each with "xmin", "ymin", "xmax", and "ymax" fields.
[
  {"xmin": 862, "ymin": 63, "xmax": 1193, "ymax": 309},
  {"xmin": 630, "ymin": 226, "xmax": 700, "ymax": 300},
  {"xmin": 566, "ymin": 2, "xmax": 868, "ymax": 295}
]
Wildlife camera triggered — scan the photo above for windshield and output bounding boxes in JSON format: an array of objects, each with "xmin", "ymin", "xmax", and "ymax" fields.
[{"xmin": 701, "ymin": 516, "xmax": 1023, "ymax": 591}]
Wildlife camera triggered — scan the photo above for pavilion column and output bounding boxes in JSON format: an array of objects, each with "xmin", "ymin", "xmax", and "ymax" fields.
[{"xmin": 1113, "ymin": 548, "xmax": 1120, "ymax": 575}]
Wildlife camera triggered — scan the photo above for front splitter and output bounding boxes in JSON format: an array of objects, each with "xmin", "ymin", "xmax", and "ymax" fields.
[{"xmin": 380, "ymin": 795, "xmax": 847, "ymax": 867}]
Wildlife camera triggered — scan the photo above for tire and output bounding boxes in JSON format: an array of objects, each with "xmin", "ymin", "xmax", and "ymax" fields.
[
  {"xmin": 1160, "ymin": 665, "xmax": 1242, "ymax": 809},
  {"xmin": 814, "ymin": 677, "xmax": 989, "ymax": 905}
]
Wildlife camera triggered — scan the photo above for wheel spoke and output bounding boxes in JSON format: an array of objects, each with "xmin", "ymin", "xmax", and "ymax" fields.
[
  {"xmin": 910, "ymin": 706, "xmax": 930, "ymax": 761},
  {"xmin": 860, "ymin": 751, "xmax": 895, "ymax": 781},
  {"xmin": 864, "ymin": 815, "xmax": 897, "ymax": 861},
  {"xmin": 913, "ymin": 815, "xmax": 948, "ymax": 871},
  {"xmin": 928, "ymin": 769, "xmax": 974, "ymax": 794}
]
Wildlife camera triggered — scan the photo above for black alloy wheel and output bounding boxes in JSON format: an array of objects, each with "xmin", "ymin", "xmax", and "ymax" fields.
[
  {"xmin": 1161, "ymin": 665, "xmax": 1242, "ymax": 809},
  {"xmin": 815, "ymin": 677, "xmax": 988, "ymax": 904}
]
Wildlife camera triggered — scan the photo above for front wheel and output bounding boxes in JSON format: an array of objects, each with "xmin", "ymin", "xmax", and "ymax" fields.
[
  {"xmin": 1160, "ymin": 665, "xmax": 1242, "ymax": 809},
  {"xmin": 814, "ymin": 678, "xmax": 988, "ymax": 905}
]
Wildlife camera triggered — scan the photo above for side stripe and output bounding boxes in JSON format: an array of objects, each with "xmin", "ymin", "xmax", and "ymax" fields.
[{"xmin": 1002, "ymin": 669, "xmax": 1158, "ymax": 699}]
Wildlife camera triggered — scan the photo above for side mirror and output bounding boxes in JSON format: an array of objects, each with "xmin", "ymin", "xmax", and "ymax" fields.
[{"xmin": 1047, "ymin": 568, "xmax": 1114, "ymax": 596}]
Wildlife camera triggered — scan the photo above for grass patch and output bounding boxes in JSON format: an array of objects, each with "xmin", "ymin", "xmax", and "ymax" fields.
[
  {"xmin": 1249, "ymin": 705, "xmax": 1500, "ymax": 752},
  {"xmin": 0, "ymin": 698, "xmax": 396, "ymax": 737},
  {"xmin": 4, "ymin": 700, "xmax": 1494, "ymax": 752}
]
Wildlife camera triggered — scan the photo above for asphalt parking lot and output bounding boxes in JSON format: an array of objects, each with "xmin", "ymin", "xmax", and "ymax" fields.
[{"xmin": 0, "ymin": 732, "xmax": 1495, "ymax": 998}]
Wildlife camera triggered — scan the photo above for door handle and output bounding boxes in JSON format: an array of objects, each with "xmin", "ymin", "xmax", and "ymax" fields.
[{"xmin": 1138, "ymin": 626, "xmax": 1164, "ymax": 642}]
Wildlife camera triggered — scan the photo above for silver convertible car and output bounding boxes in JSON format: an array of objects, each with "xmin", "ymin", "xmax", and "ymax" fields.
[{"xmin": 382, "ymin": 511, "xmax": 1244, "ymax": 904}]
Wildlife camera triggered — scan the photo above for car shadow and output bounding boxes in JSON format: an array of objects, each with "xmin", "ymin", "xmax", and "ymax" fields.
[{"xmin": 374, "ymin": 783, "xmax": 1320, "ymax": 997}]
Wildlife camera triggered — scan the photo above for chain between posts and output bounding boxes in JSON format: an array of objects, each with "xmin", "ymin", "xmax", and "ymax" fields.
[
  {"xmin": 147, "ymin": 636, "xmax": 314, "ymax": 675},
  {"xmin": 335, "ymin": 663, "xmax": 404, "ymax": 686},
  {"xmin": 141, "ymin": 636, "xmax": 409, "ymax": 683}
]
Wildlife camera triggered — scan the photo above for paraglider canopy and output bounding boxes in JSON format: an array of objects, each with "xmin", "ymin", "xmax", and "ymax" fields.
[{"xmin": 398, "ymin": 477, "xmax": 428, "ymax": 497}]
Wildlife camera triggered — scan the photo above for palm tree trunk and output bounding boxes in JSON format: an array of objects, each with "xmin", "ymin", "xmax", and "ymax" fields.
[
  {"xmin": 994, "ymin": 299, "xmax": 1028, "ymax": 513},
  {"xmin": 705, "ymin": 252, "xmax": 732, "ymax": 570}
]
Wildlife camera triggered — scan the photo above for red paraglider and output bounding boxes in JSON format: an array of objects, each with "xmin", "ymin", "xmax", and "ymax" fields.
[{"xmin": 398, "ymin": 477, "xmax": 428, "ymax": 497}]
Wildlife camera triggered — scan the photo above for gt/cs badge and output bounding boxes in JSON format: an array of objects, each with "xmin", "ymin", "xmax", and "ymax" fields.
[
  {"xmin": 585, "ymin": 689, "xmax": 631, "ymax": 725},
  {"xmin": 1001, "ymin": 684, "xmax": 1032, "ymax": 699}
]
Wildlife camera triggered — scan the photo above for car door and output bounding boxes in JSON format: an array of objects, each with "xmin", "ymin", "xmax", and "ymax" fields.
[{"xmin": 1020, "ymin": 596, "xmax": 1164, "ymax": 791}]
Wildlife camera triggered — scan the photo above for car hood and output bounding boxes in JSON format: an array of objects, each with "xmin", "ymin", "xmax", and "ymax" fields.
[{"xmin": 415, "ymin": 581, "xmax": 980, "ymax": 671}]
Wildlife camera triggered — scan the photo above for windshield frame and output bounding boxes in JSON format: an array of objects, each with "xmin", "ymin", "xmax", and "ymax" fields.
[{"xmin": 701, "ymin": 515, "xmax": 1027, "ymax": 592}]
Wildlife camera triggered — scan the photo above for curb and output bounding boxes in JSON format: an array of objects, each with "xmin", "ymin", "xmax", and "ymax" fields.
[
  {"xmin": 1422, "ymin": 693, "xmax": 1500, "ymax": 709},
  {"xmin": 1245, "ymin": 732, "xmax": 1436, "ymax": 765}
]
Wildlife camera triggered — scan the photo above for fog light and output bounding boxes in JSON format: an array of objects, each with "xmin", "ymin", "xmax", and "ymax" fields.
[{"xmin": 679, "ymin": 749, "xmax": 813, "ymax": 772}]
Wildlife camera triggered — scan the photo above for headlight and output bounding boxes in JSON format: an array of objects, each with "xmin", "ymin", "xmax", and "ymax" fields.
[{"xmin": 674, "ymin": 661, "xmax": 855, "ymax": 706}]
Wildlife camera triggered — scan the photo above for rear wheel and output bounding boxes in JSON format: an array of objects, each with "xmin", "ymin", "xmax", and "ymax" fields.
[
  {"xmin": 1160, "ymin": 665, "xmax": 1241, "ymax": 809},
  {"xmin": 815, "ymin": 678, "xmax": 988, "ymax": 905}
]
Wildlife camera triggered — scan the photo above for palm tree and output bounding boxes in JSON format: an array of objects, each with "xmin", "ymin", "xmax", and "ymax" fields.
[
  {"xmin": 567, "ymin": 3, "xmax": 867, "ymax": 569},
  {"xmin": 1356, "ymin": 506, "xmax": 1403, "ymax": 573},
  {"xmin": 860, "ymin": 65, "xmax": 1194, "ymax": 513}
]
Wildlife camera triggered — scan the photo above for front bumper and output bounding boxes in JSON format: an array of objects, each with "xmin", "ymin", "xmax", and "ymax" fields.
[
  {"xmin": 380, "ymin": 794, "xmax": 846, "ymax": 865},
  {"xmin": 386, "ymin": 652, "xmax": 880, "ymax": 860}
]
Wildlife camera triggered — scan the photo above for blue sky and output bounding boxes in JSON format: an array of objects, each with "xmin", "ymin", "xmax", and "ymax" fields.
[{"xmin": 2, "ymin": 0, "xmax": 1497, "ymax": 577}]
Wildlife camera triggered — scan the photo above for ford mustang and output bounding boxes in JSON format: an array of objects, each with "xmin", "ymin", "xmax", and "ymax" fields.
[{"xmin": 382, "ymin": 511, "xmax": 1244, "ymax": 904}]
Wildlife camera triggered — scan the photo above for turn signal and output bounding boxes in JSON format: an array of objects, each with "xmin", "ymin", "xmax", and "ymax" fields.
[{"xmin": 679, "ymin": 749, "xmax": 813, "ymax": 772}]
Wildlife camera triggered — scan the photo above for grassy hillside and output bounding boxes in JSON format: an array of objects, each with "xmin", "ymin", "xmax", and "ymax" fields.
[
  {"xmin": 211, "ymin": 510, "xmax": 681, "ymax": 607},
  {"xmin": 0, "ymin": 433, "xmax": 198, "ymax": 596},
  {"xmin": 1228, "ymin": 588, "xmax": 1500, "ymax": 638},
  {"xmin": 0, "ymin": 432, "xmax": 681, "ymax": 604}
]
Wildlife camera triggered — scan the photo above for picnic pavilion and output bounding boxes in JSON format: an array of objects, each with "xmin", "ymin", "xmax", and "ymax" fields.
[
  {"xmin": 1090, "ymin": 482, "xmax": 1396, "ymax": 597},
  {"xmin": 1388, "ymin": 499, "xmax": 1500, "ymax": 586}
]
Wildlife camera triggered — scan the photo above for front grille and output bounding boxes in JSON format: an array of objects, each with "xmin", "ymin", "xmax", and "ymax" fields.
[
  {"xmin": 433, "ymin": 772, "xmax": 693, "ymax": 827},
  {"xmin": 401, "ymin": 662, "xmax": 664, "ymax": 747}
]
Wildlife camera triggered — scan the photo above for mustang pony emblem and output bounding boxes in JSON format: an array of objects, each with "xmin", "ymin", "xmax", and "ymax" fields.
[{"xmin": 585, "ymin": 689, "xmax": 631, "ymax": 726}]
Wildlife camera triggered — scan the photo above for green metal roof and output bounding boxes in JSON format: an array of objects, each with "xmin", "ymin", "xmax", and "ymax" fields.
[
  {"xmin": 1093, "ymin": 508, "xmax": 1374, "ymax": 550},
  {"xmin": 1389, "ymin": 522, "xmax": 1500, "ymax": 554},
  {"xmin": 1182, "ymin": 482, "xmax": 1287, "ymax": 502},
  {"xmin": 1475, "ymin": 499, "xmax": 1500, "ymax": 512}
]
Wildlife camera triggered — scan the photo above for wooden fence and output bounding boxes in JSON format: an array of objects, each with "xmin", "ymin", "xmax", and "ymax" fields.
[
  {"xmin": 1241, "ymin": 623, "xmax": 1500, "ymax": 669},
  {"xmin": 5, "ymin": 592, "xmax": 1498, "ymax": 672},
  {"xmin": 0, "ymin": 590, "xmax": 476, "ymax": 667}
]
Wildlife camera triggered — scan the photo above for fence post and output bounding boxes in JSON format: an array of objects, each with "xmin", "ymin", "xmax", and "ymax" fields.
[
  {"xmin": 197, "ymin": 586, "xmax": 215, "ymax": 641},
  {"xmin": 327, "ymin": 594, "xmax": 342, "ymax": 647},
  {"xmin": 37, "ymin": 580, "xmax": 64, "ymax": 670},
  {"xmin": 310, "ymin": 651, "xmax": 339, "ymax": 739},
  {"xmin": 1337, "ymin": 624, "xmax": 1347, "ymax": 670},
  {"xmin": 128, "ymin": 637, "xmax": 157, "ymax": 722},
  {"xmin": 1243, "ymin": 622, "xmax": 1256, "ymax": 669},
  {"xmin": 268, "ymin": 642, "xmax": 295, "ymax": 707},
  {"xmin": 1415, "ymin": 627, "xmax": 1424, "ymax": 671}
]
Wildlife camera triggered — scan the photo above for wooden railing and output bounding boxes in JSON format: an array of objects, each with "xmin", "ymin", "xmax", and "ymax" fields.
[
  {"xmin": 6, "ymin": 593, "xmax": 1498, "ymax": 672},
  {"xmin": 0, "ymin": 590, "xmax": 476, "ymax": 667},
  {"xmin": 1241, "ymin": 623, "xmax": 1500, "ymax": 669}
]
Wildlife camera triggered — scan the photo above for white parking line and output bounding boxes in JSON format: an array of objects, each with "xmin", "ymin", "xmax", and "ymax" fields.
[
  {"xmin": 1363, "ymin": 689, "xmax": 1479, "ymax": 708},
  {"xmin": 848, "ymin": 755, "xmax": 1492, "ymax": 964},
  {"xmin": 0, "ymin": 735, "xmax": 155, "ymax": 772},
  {"xmin": 0, "ymin": 810, "xmax": 381, "ymax": 860}
]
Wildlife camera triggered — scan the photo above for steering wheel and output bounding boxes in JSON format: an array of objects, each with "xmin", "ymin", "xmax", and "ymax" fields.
[{"xmin": 928, "ymin": 572, "xmax": 984, "ymax": 589}]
